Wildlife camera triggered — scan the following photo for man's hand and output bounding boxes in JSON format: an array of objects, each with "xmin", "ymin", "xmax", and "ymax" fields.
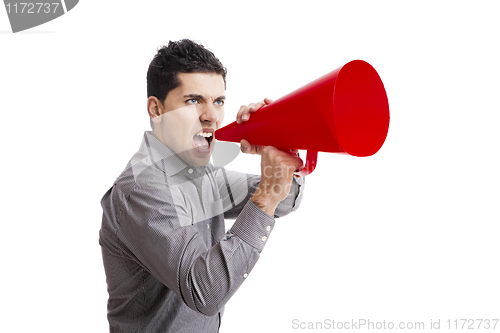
[
  {"xmin": 236, "ymin": 98, "xmax": 272, "ymax": 124},
  {"xmin": 237, "ymin": 98, "xmax": 271, "ymax": 155},
  {"xmin": 249, "ymin": 145, "xmax": 303, "ymax": 216},
  {"xmin": 236, "ymin": 98, "xmax": 303, "ymax": 215}
]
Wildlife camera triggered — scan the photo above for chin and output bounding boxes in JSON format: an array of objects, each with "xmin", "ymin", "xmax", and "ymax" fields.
[
  {"xmin": 180, "ymin": 151, "xmax": 212, "ymax": 167},
  {"xmin": 190, "ymin": 158, "xmax": 211, "ymax": 167}
]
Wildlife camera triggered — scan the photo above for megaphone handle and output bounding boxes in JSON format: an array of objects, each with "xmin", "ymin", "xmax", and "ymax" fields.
[{"xmin": 296, "ymin": 150, "xmax": 318, "ymax": 176}]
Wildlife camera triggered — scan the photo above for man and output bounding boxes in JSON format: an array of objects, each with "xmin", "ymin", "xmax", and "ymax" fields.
[{"xmin": 99, "ymin": 39, "xmax": 305, "ymax": 332}]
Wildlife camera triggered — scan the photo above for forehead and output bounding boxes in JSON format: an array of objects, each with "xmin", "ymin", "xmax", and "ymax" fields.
[{"xmin": 176, "ymin": 72, "xmax": 225, "ymax": 95}]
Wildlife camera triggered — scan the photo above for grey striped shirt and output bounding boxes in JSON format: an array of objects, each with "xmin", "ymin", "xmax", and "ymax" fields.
[{"xmin": 99, "ymin": 132, "xmax": 304, "ymax": 332}]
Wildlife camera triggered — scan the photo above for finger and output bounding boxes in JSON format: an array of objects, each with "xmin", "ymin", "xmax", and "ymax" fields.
[
  {"xmin": 236, "ymin": 105, "xmax": 248, "ymax": 124},
  {"xmin": 240, "ymin": 139, "xmax": 251, "ymax": 153},
  {"xmin": 242, "ymin": 103, "xmax": 259, "ymax": 121},
  {"xmin": 293, "ymin": 156, "xmax": 304, "ymax": 172},
  {"xmin": 279, "ymin": 151, "xmax": 304, "ymax": 174},
  {"xmin": 241, "ymin": 103, "xmax": 260, "ymax": 122},
  {"xmin": 284, "ymin": 157, "xmax": 304, "ymax": 177},
  {"xmin": 288, "ymin": 148, "xmax": 299, "ymax": 156},
  {"xmin": 248, "ymin": 102, "xmax": 261, "ymax": 112},
  {"xmin": 240, "ymin": 139, "xmax": 265, "ymax": 155},
  {"xmin": 236, "ymin": 106, "xmax": 253, "ymax": 124},
  {"xmin": 237, "ymin": 100, "xmax": 269, "ymax": 124},
  {"xmin": 253, "ymin": 98, "xmax": 272, "ymax": 111},
  {"xmin": 281, "ymin": 151, "xmax": 303, "ymax": 167}
]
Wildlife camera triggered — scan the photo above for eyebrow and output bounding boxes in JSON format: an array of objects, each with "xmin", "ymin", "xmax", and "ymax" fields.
[{"xmin": 183, "ymin": 94, "xmax": 225, "ymax": 102}]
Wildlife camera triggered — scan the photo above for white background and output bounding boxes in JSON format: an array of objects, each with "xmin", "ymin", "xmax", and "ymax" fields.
[{"xmin": 1, "ymin": 1, "xmax": 499, "ymax": 332}]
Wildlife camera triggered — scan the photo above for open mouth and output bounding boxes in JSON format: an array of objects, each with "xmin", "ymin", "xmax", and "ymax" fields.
[{"xmin": 193, "ymin": 129, "xmax": 214, "ymax": 152}]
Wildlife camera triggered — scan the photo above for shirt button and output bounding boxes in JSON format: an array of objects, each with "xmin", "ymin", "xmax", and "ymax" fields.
[
  {"xmin": 266, "ymin": 225, "xmax": 271, "ymax": 232},
  {"xmin": 188, "ymin": 168, "xmax": 193, "ymax": 174},
  {"xmin": 243, "ymin": 273, "xmax": 248, "ymax": 278},
  {"xmin": 261, "ymin": 236, "xmax": 267, "ymax": 242}
]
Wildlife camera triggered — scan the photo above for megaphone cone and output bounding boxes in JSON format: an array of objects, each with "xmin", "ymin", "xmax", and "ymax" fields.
[{"xmin": 215, "ymin": 60, "xmax": 390, "ymax": 175}]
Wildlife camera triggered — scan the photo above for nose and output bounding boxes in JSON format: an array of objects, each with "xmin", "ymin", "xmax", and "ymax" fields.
[{"xmin": 200, "ymin": 103, "xmax": 219, "ymax": 124}]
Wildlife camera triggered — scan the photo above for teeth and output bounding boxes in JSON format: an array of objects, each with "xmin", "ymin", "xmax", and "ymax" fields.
[{"xmin": 196, "ymin": 132, "xmax": 213, "ymax": 138}]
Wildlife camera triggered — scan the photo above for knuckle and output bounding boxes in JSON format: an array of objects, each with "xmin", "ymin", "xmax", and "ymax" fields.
[{"xmin": 262, "ymin": 146, "xmax": 273, "ymax": 154}]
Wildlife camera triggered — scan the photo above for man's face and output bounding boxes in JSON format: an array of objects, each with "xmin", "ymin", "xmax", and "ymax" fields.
[{"xmin": 152, "ymin": 72, "xmax": 225, "ymax": 166}]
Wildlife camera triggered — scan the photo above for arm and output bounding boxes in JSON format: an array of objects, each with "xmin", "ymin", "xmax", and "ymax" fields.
[
  {"xmin": 248, "ymin": 146, "xmax": 303, "ymax": 216},
  {"xmin": 112, "ymin": 144, "xmax": 302, "ymax": 316},
  {"xmin": 273, "ymin": 174, "xmax": 305, "ymax": 217},
  {"xmin": 228, "ymin": 98, "xmax": 306, "ymax": 217},
  {"xmin": 112, "ymin": 178, "xmax": 273, "ymax": 317},
  {"xmin": 216, "ymin": 167, "xmax": 304, "ymax": 219}
]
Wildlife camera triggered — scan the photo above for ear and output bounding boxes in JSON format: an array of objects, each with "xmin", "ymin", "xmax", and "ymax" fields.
[{"xmin": 147, "ymin": 96, "xmax": 163, "ymax": 122}]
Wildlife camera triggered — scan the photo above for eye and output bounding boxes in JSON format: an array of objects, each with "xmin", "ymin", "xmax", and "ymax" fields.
[
  {"xmin": 214, "ymin": 99, "xmax": 224, "ymax": 106},
  {"xmin": 186, "ymin": 98, "xmax": 199, "ymax": 104}
]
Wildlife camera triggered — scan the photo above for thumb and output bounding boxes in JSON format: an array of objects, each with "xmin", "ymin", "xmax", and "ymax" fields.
[{"xmin": 240, "ymin": 139, "xmax": 264, "ymax": 155}]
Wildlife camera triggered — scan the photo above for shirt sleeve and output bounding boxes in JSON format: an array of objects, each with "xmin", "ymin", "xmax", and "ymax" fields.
[
  {"xmin": 112, "ymin": 179, "xmax": 275, "ymax": 317},
  {"xmin": 216, "ymin": 167, "xmax": 305, "ymax": 219},
  {"xmin": 274, "ymin": 175, "xmax": 305, "ymax": 218}
]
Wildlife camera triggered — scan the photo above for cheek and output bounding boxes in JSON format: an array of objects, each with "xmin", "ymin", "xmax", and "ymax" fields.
[
  {"xmin": 172, "ymin": 115, "xmax": 199, "ymax": 139},
  {"xmin": 162, "ymin": 106, "xmax": 200, "ymax": 135}
]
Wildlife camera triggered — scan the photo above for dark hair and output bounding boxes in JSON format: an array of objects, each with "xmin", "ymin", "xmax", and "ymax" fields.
[{"xmin": 147, "ymin": 39, "xmax": 227, "ymax": 104}]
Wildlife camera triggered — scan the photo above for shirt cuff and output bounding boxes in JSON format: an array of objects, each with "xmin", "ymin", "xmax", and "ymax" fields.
[{"xmin": 230, "ymin": 199, "xmax": 275, "ymax": 253}]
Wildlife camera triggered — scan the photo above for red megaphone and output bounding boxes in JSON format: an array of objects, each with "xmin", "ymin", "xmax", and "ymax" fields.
[{"xmin": 215, "ymin": 60, "xmax": 390, "ymax": 176}]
